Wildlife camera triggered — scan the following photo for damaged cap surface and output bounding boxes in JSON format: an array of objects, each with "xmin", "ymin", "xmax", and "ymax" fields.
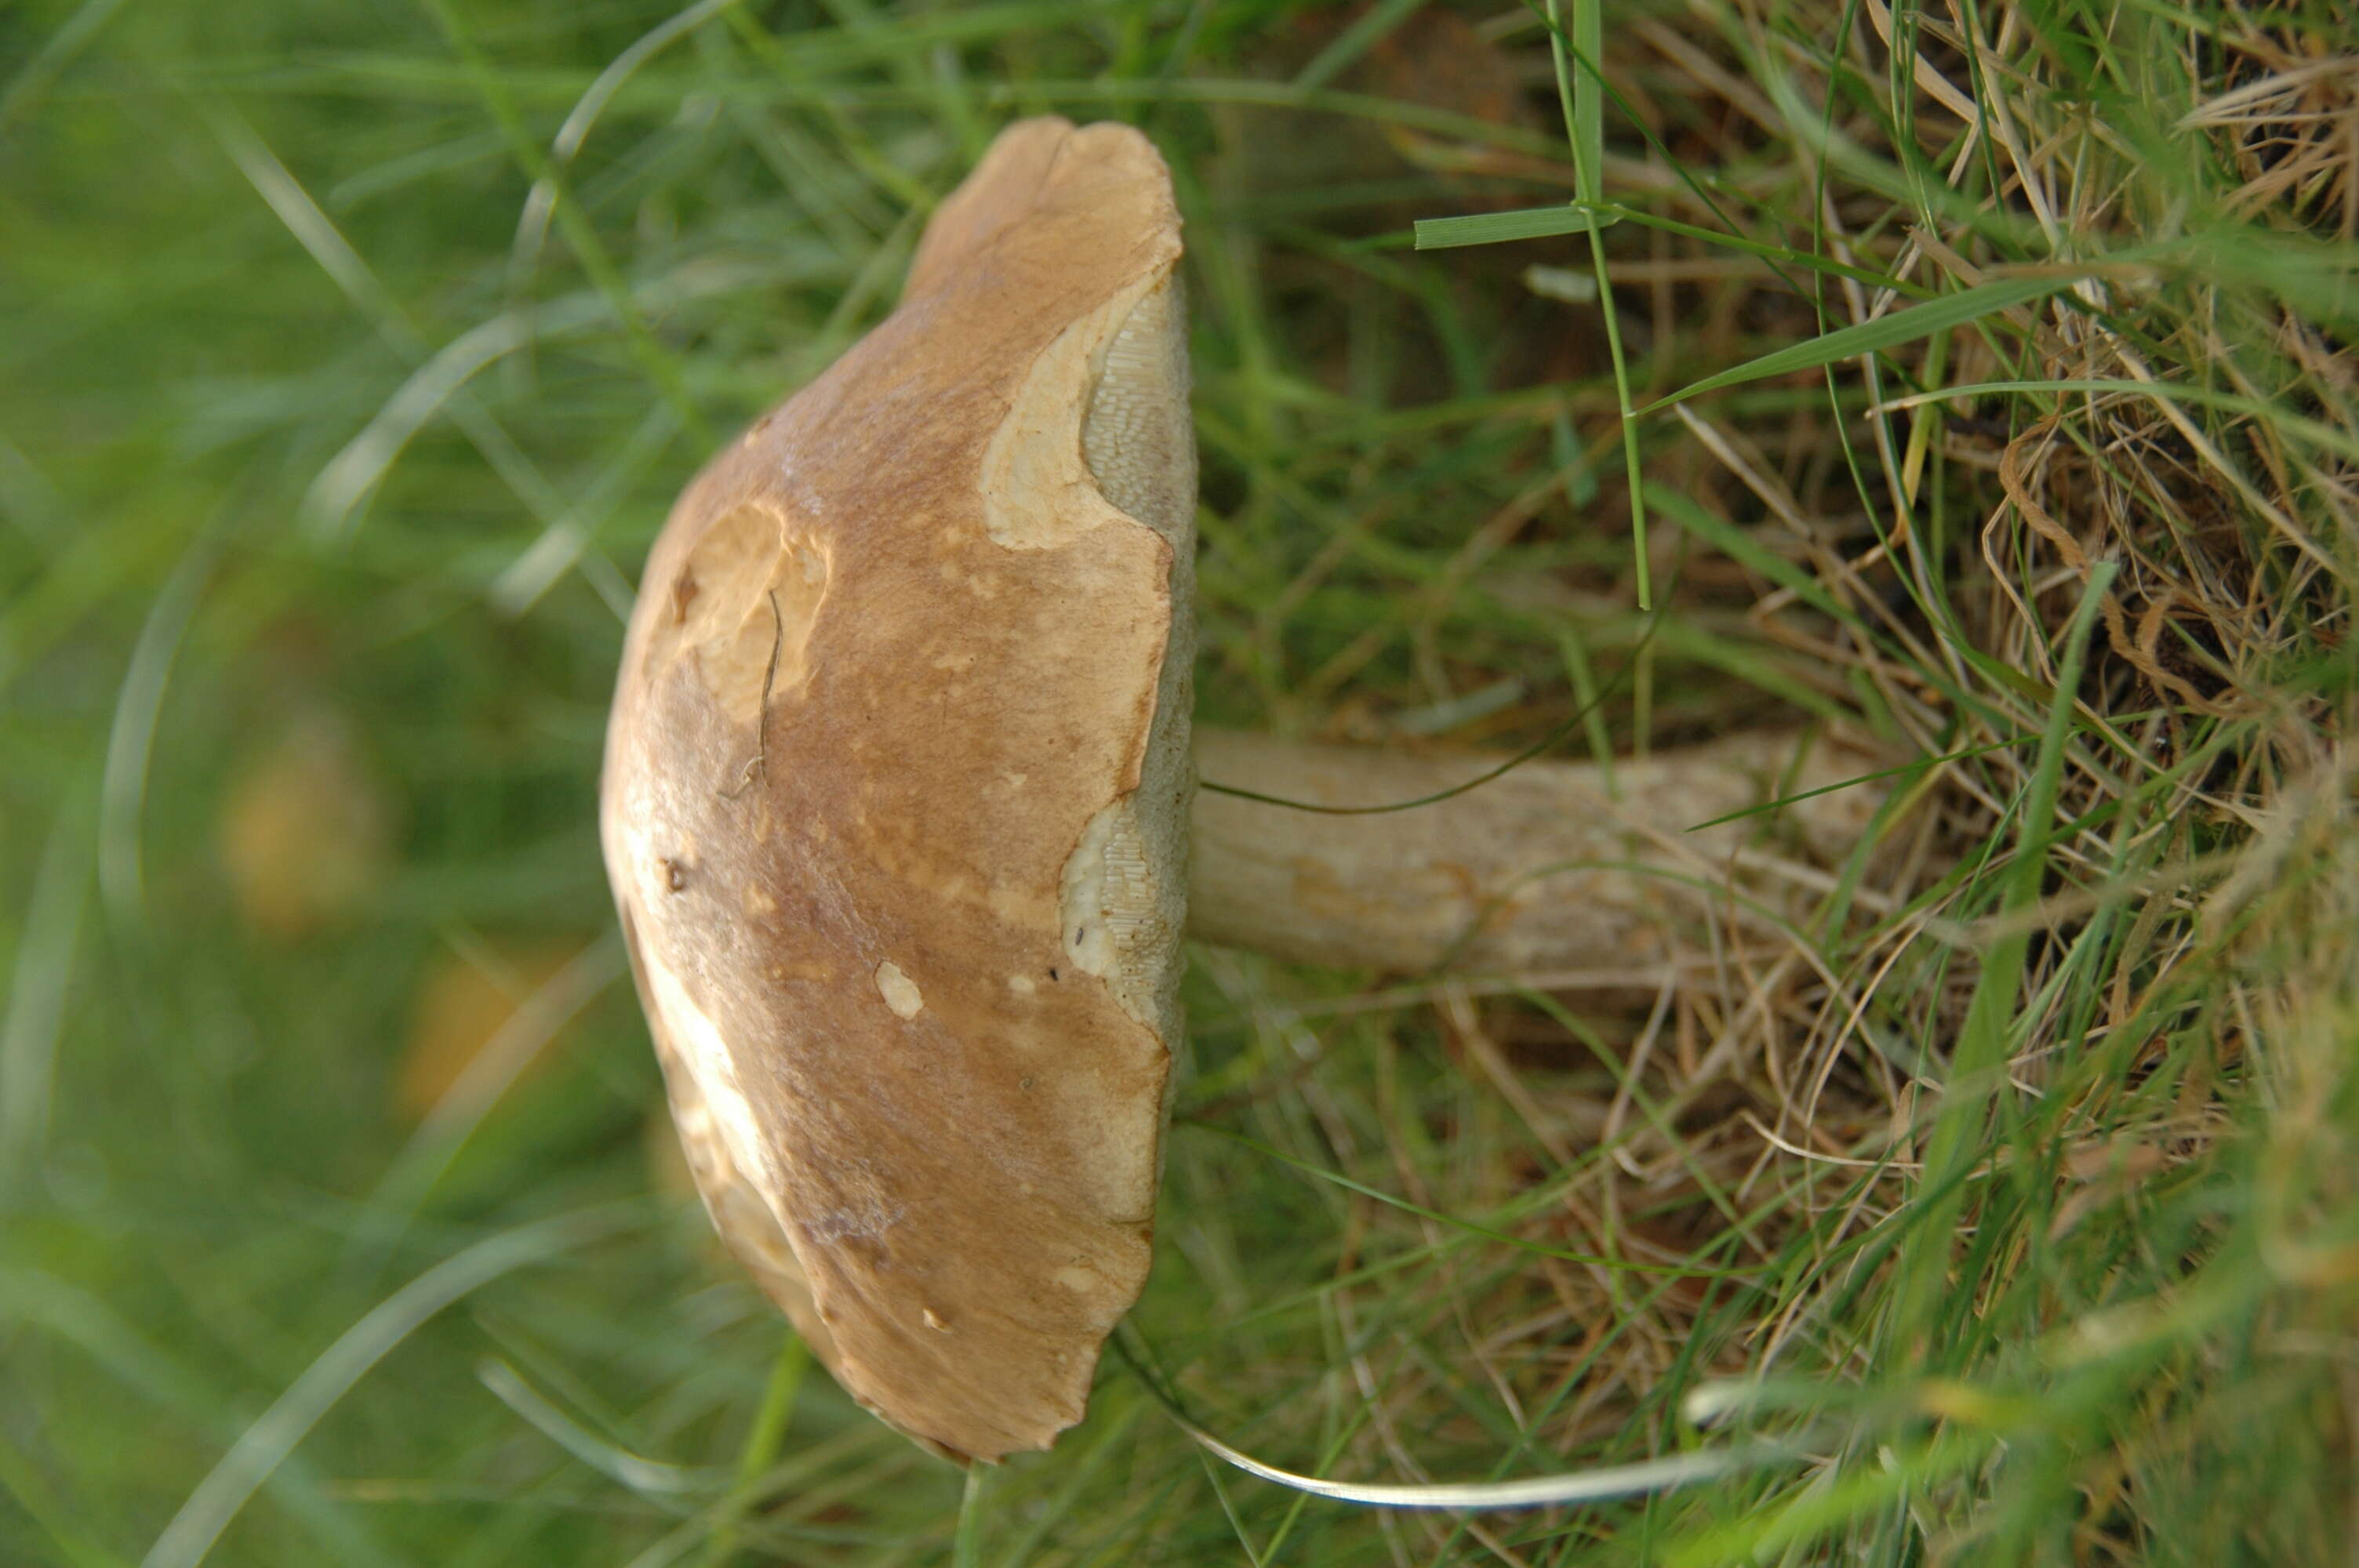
[{"xmin": 602, "ymin": 118, "xmax": 1195, "ymax": 1462}]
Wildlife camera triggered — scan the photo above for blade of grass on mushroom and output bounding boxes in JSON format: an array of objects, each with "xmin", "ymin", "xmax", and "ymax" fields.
[{"xmin": 1195, "ymin": 586, "xmax": 1672, "ymax": 815}]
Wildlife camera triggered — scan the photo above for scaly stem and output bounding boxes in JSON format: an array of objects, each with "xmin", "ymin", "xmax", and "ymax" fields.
[{"xmin": 1187, "ymin": 728, "xmax": 1887, "ymax": 972}]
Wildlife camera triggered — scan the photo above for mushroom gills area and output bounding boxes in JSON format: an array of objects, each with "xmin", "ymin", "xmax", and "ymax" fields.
[{"xmin": 1062, "ymin": 273, "xmax": 1196, "ymax": 1065}]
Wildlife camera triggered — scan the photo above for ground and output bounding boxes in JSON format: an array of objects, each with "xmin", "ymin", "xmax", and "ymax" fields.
[{"xmin": 2, "ymin": 0, "xmax": 2356, "ymax": 1563}]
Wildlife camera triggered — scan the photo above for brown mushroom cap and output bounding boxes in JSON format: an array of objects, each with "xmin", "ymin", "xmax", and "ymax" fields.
[{"xmin": 602, "ymin": 118, "xmax": 1194, "ymax": 1462}]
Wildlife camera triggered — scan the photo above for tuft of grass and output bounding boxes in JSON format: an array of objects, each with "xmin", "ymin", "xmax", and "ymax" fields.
[{"xmin": 5, "ymin": 0, "xmax": 2357, "ymax": 1563}]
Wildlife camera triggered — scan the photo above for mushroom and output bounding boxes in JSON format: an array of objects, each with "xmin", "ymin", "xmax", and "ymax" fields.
[{"xmin": 602, "ymin": 118, "xmax": 1879, "ymax": 1463}]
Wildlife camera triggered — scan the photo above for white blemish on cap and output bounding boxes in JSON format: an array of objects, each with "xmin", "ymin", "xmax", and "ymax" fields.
[
  {"xmin": 641, "ymin": 949, "xmax": 773, "ymax": 1196},
  {"xmin": 874, "ymin": 960, "xmax": 924, "ymax": 1019}
]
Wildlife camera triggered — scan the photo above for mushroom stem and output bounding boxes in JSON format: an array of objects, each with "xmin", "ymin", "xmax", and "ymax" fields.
[{"xmin": 1187, "ymin": 728, "xmax": 1887, "ymax": 974}]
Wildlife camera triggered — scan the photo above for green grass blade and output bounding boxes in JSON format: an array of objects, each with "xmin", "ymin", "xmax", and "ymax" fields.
[
  {"xmin": 1639, "ymin": 270, "xmax": 2096, "ymax": 414},
  {"xmin": 1411, "ymin": 205, "xmax": 1612, "ymax": 250}
]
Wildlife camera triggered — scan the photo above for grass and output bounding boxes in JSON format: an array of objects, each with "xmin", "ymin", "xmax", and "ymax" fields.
[{"xmin": 5, "ymin": 0, "xmax": 2357, "ymax": 1562}]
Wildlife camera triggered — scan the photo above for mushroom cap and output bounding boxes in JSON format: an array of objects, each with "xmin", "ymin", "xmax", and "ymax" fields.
[{"xmin": 601, "ymin": 118, "xmax": 1195, "ymax": 1462}]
